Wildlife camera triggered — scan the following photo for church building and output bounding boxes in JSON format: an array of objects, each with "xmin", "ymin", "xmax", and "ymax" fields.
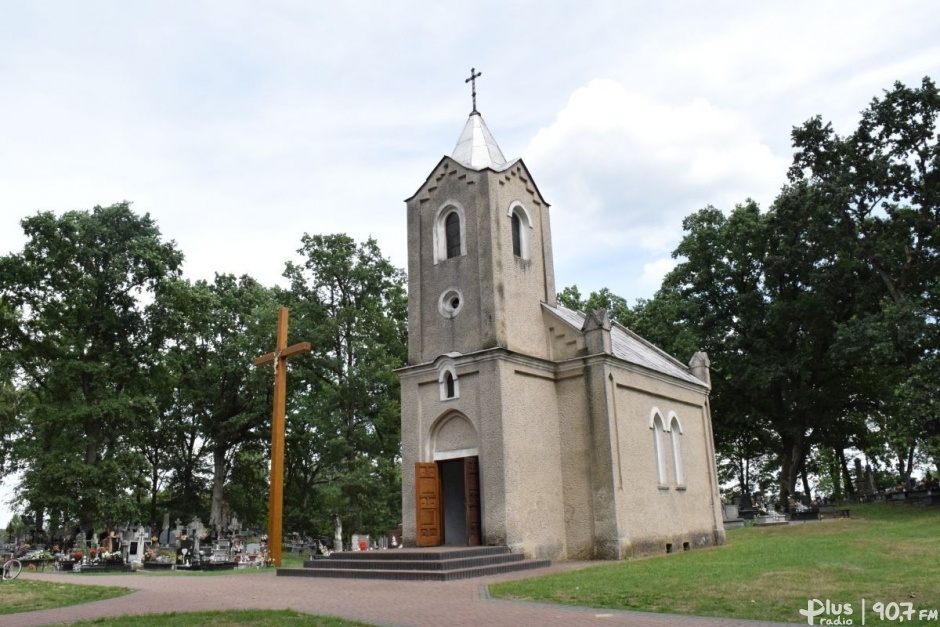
[{"xmin": 397, "ymin": 95, "xmax": 725, "ymax": 560}]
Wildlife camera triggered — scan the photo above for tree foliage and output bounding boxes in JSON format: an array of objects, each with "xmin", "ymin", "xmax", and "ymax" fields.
[
  {"xmin": 558, "ymin": 78, "xmax": 939, "ymax": 501},
  {"xmin": 282, "ymin": 234, "xmax": 407, "ymax": 539},
  {"xmin": 0, "ymin": 203, "xmax": 408, "ymax": 542},
  {"xmin": 0, "ymin": 203, "xmax": 183, "ymax": 531}
]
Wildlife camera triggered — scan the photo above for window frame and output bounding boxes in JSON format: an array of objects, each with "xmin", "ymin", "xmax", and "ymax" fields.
[
  {"xmin": 650, "ymin": 408, "xmax": 668, "ymax": 486},
  {"xmin": 507, "ymin": 201, "xmax": 533, "ymax": 260},
  {"xmin": 669, "ymin": 412, "xmax": 685, "ymax": 488},
  {"xmin": 433, "ymin": 200, "xmax": 466, "ymax": 264},
  {"xmin": 438, "ymin": 363, "xmax": 459, "ymax": 401}
]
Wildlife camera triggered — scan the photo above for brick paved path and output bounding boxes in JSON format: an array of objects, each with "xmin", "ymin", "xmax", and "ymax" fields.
[{"xmin": 6, "ymin": 563, "xmax": 790, "ymax": 626}]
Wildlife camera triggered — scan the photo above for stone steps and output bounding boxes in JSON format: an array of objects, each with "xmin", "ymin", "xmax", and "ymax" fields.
[{"xmin": 277, "ymin": 546, "xmax": 551, "ymax": 581}]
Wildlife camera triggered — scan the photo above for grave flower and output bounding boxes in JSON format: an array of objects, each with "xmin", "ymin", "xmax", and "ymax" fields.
[{"xmin": 71, "ymin": 551, "xmax": 83, "ymax": 561}]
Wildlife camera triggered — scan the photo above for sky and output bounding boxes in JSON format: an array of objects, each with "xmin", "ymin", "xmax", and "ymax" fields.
[{"xmin": 1, "ymin": 1, "xmax": 938, "ymax": 528}]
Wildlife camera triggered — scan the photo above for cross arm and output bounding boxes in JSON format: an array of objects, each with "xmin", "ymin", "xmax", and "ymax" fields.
[
  {"xmin": 252, "ymin": 342, "xmax": 311, "ymax": 367},
  {"xmin": 253, "ymin": 352, "xmax": 276, "ymax": 367},
  {"xmin": 281, "ymin": 342, "xmax": 311, "ymax": 359}
]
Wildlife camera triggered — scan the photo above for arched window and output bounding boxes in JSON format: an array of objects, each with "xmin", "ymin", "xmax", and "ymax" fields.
[
  {"xmin": 444, "ymin": 371, "xmax": 455, "ymax": 398},
  {"xmin": 650, "ymin": 409, "xmax": 667, "ymax": 485},
  {"xmin": 433, "ymin": 201, "xmax": 466, "ymax": 264},
  {"xmin": 439, "ymin": 365, "xmax": 459, "ymax": 400},
  {"xmin": 507, "ymin": 201, "xmax": 532, "ymax": 260},
  {"xmin": 445, "ymin": 212, "xmax": 461, "ymax": 259},
  {"xmin": 669, "ymin": 413, "xmax": 684, "ymax": 487}
]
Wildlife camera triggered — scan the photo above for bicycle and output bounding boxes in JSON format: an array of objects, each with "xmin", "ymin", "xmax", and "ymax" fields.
[{"xmin": 2, "ymin": 554, "xmax": 23, "ymax": 581}]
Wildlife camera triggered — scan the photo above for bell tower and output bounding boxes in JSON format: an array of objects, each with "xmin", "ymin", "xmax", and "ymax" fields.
[
  {"xmin": 400, "ymin": 77, "xmax": 568, "ymax": 556},
  {"xmin": 404, "ymin": 109, "xmax": 556, "ymax": 365}
]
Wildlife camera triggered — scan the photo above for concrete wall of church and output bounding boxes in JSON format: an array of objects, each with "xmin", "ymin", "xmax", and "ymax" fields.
[
  {"xmin": 406, "ymin": 159, "xmax": 556, "ymax": 366},
  {"xmin": 497, "ymin": 359, "xmax": 567, "ymax": 559},
  {"xmin": 406, "ymin": 161, "xmax": 496, "ymax": 364},
  {"xmin": 484, "ymin": 165, "xmax": 554, "ymax": 361},
  {"xmin": 399, "ymin": 370, "xmax": 420, "ymax": 546},
  {"xmin": 609, "ymin": 367, "xmax": 725, "ymax": 557},
  {"xmin": 554, "ymin": 368, "xmax": 596, "ymax": 559},
  {"xmin": 399, "ymin": 355, "xmax": 509, "ymax": 548}
]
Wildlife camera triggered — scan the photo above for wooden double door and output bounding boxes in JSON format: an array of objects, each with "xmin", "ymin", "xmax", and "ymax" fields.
[{"xmin": 416, "ymin": 456, "xmax": 481, "ymax": 547}]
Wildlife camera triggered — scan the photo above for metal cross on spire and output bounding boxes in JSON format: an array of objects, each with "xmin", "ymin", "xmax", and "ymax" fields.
[{"xmin": 465, "ymin": 67, "xmax": 482, "ymax": 115}]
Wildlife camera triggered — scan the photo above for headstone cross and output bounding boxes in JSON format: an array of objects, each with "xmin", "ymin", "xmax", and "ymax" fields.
[
  {"xmin": 465, "ymin": 67, "xmax": 482, "ymax": 115},
  {"xmin": 252, "ymin": 306, "xmax": 311, "ymax": 566}
]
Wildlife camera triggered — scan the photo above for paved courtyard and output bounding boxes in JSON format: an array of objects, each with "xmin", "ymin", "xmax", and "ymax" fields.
[{"xmin": 7, "ymin": 564, "xmax": 790, "ymax": 627}]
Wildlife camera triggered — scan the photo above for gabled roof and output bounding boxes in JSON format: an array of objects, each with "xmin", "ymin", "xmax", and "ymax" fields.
[
  {"xmin": 544, "ymin": 303, "xmax": 705, "ymax": 387},
  {"xmin": 451, "ymin": 112, "xmax": 512, "ymax": 171}
]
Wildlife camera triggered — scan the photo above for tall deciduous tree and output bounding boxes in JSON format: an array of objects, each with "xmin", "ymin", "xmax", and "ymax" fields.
[
  {"xmin": 155, "ymin": 274, "xmax": 275, "ymax": 528},
  {"xmin": 0, "ymin": 203, "xmax": 183, "ymax": 532},
  {"xmin": 789, "ymin": 76, "xmax": 939, "ymax": 484},
  {"xmin": 282, "ymin": 234, "xmax": 407, "ymax": 539}
]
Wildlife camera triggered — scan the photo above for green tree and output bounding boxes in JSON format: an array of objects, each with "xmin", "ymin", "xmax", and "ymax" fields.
[
  {"xmin": 556, "ymin": 285, "xmax": 636, "ymax": 326},
  {"xmin": 158, "ymin": 275, "xmax": 276, "ymax": 529},
  {"xmin": 282, "ymin": 234, "xmax": 407, "ymax": 539},
  {"xmin": 789, "ymin": 76, "xmax": 940, "ymax": 480},
  {"xmin": 0, "ymin": 203, "xmax": 183, "ymax": 533}
]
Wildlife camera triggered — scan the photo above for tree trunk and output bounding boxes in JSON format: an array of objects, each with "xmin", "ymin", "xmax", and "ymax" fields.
[
  {"xmin": 837, "ymin": 448, "xmax": 856, "ymax": 497},
  {"xmin": 149, "ymin": 463, "xmax": 160, "ymax": 527},
  {"xmin": 778, "ymin": 439, "xmax": 792, "ymax": 503},
  {"xmin": 899, "ymin": 444, "xmax": 916, "ymax": 489},
  {"xmin": 779, "ymin": 439, "xmax": 804, "ymax": 505},
  {"xmin": 33, "ymin": 505, "xmax": 44, "ymax": 538},
  {"xmin": 800, "ymin": 462, "xmax": 812, "ymax": 503},
  {"xmin": 828, "ymin": 449, "xmax": 843, "ymax": 501},
  {"xmin": 210, "ymin": 447, "xmax": 227, "ymax": 529}
]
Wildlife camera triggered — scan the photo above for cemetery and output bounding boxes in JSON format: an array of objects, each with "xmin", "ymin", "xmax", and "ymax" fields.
[
  {"xmin": 720, "ymin": 459, "xmax": 940, "ymax": 532},
  {"xmin": 1, "ymin": 516, "xmax": 279, "ymax": 575}
]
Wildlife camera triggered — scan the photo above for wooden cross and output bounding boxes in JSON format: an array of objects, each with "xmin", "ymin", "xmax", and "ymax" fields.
[
  {"xmin": 252, "ymin": 306, "xmax": 310, "ymax": 567},
  {"xmin": 465, "ymin": 67, "xmax": 482, "ymax": 115}
]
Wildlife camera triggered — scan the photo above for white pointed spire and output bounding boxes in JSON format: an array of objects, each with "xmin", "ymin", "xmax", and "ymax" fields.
[{"xmin": 451, "ymin": 113, "xmax": 508, "ymax": 170}]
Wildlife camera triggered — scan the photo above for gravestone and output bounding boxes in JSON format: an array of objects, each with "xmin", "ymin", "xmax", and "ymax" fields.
[
  {"xmin": 864, "ymin": 464, "xmax": 877, "ymax": 494},
  {"xmin": 189, "ymin": 517, "xmax": 206, "ymax": 556},
  {"xmin": 177, "ymin": 533, "xmax": 194, "ymax": 566},
  {"xmin": 127, "ymin": 526, "xmax": 150, "ymax": 564},
  {"xmin": 722, "ymin": 503, "xmax": 740, "ymax": 521}
]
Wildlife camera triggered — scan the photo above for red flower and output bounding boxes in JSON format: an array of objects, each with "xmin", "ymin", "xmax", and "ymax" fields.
[
  {"xmin": 72, "ymin": 551, "xmax": 83, "ymax": 560},
  {"xmin": 90, "ymin": 548, "xmax": 97, "ymax": 557}
]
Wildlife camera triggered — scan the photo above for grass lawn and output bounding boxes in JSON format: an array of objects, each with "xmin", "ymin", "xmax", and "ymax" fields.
[
  {"xmin": 0, "ymin": 578, "xmax": 132, "ymax": 615},
  {"xmin": 72, "ymin": 609, "xmax": 371, "ymax": 626},
  {"xmin": 0, "ymin": 553, "xmax": 310, "ymax": 612},
  {"xmin": 490, "ymin": 504, "xmax": 940, "ymax": 625}
]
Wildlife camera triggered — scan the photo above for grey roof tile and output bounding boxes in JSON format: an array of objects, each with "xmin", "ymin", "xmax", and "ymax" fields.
[{"xmin": 544, "ymin": 303, "xmax": 704, "ymax": 386}]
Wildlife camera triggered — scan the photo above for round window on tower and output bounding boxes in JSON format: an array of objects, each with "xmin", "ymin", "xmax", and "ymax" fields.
[{"xmin": 438, "ymin": 289, "xmax": 464, "ymax": 319}]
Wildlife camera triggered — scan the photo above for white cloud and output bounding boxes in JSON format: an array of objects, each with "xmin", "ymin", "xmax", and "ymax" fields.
[
  {"xmin": 525, "ymin": 78, "xmax": 787, "ymax": 299},
  {"xmin": 639, "ymin": 257, "xmax": 679, "ymax": 296}
]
